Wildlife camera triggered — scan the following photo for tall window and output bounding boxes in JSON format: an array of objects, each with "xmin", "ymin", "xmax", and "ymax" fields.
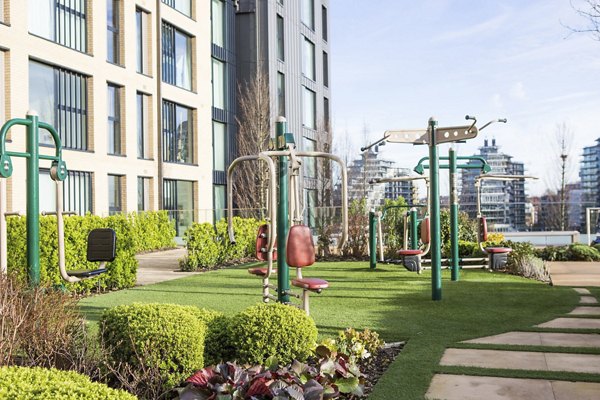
[
  {"xmin": 29, "ymin": 61, "xmax": 88, "ymax": 150},
  {"xmin": 29, "ymin": 0, "xmax": 87, "ymax": 52},
  {"xmin": 302, "ymin": 0, "xmax": 314, "ymax": 30},
  {"xmin": 276, "ymin": 15, "xmax": 285, "ymax": 61},
  {"xmin": 324, "ymin": 97, "xmax": 330, "ymax": 129},
  {"xmin": 277, "ymin": 72, "xmax": 286, "ymax": 117},
  {"xmin": 323, "ymin": 51, "xmax": 329, "ymax": 87},
  {"xmin": 136, "ymin": 9, "xmax": 150, "ymax": 74},
  {"xmin": 163, "ymin": 100, "xmax": 193, "ymax": 164},
  {"xmin": 40, "ymin": 169, "xmax": 93, "ymax": 215},
  {"xmin": 213, "ymin": 121, "xmax": 226, "ymax": 172},
  {"xmin": 162, "ymin": 22, "xmax": 192, "ymax": 90},
  {"xmin": 108, "ymin": 174, "xmax": 123, "ymax": 215},
  {"xmin": 107, "ymin": 84, "xmax": 122, "ymax": 155},
  {"xmin": 303, "ymin": 87, "xmax": 316, "ymax": 130},
  {"xmin": 107, "ymin": 0, "xmax": 120, "ymax": 64},
  {"xmin": 213, "ymin": 185, "xmax": 225, "ymax": 221},
  {"xmin": 303, "ymin": 37, "xmax": 315, "ymax": 81},
  {"xmin": 305, "ymin": 188, "xmax": 317, "ymax": 228},
  {"xmin": 322, "ymin": 6, "xmax": 328, "ymax": 41},
  {"xmin": 137, "ymin": 177, "xmax": 151, "ymax": 211},
  {"xmin": 137, "ymin": 92, "xmax": 151, "ymax": 159},
  {"xmin": 212, "ymin": 0, "xmax": 225, "ymax": 47},
  {"xmin": 163, "ymin": 179, "xmax": 194, "ymax": 236},
  {"xmin": 162, "ymin": 0, "xmax": 191, "ymax": 17},
  {"xmin": 303, "ymin": 138, "xmax": 316, "ymax": 178},
  {"xmin": 212, "ymin": 59, "xmax": 225, "ymax": 110}
]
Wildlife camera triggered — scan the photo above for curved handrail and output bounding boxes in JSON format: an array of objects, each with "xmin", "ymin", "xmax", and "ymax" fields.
[{"xmin": 55, "ymin": 179, "xmax": 80, "ymax": 283}]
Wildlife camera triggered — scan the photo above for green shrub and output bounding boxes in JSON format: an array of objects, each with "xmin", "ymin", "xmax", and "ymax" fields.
[
  {"xmin": 381, "ymin": 197, "xmax": 408, "ymax": 258},
  {"xmin": 229, "ymin": 303, "xmax": 318, "ymax": 365},
  {"xmin": 500, "ymin": 241, "xmax": 536, "ymax": 270},
  {"xmin": 99, "ymin": 303, "xmax": 207, "ymax": 388},
  {"xmin": 203, "ymin": 314, "xmax": 236, "ymax": 366},
  {"xmin": 129, "ymin": 211, "xmax": 176, "ymax": 252},
  {"xmin": 0, "ymin": 366, "xmax": 136, "ymax": 399},
  {"xmin": 336, "ymin": 328, "xmax": 384, "ymax": 361},
  {"xmin": 567, "ymin": 244, "xmax": 600, "ymax": 261},
  {"xmin": 536, "ymin": 245, "xmax": 570, "ymax": 261},
  {"xmin": 506, "ymin": 254, "xmax": 550, "ymax": 282}
]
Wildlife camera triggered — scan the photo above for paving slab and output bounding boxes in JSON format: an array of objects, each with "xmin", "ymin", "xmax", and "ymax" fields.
[
  {"xmin": 545, "ymin": 352, "xmax": 600, "ymax": 374},
  {"xmin": 135, "ymin": 248, "xmax": 199, "ymax": 286},
  {"xmin": 574, "ymin": 288, "xmax": 592, "ymax": 295},
  {"xmin": 580, "ymin": 296, "xmax": 598, "ymax": 304},
  {"xmin": 548, "ymin": 262, "xmax": 600, "ymax": 287},
  {"xmin": 463, "ymin": 331, "xmax": 600, "ymax": 348},
  {"xmin": 426, "ymin": 374, "xmax": 554, "ymax": 400},
  {"xmin": 569, "ymin": 307, "xmax": 600, "ymax": 315},
  {"xmin": 552, "ymin": 381, "xmax": 600, "ymax": 400},
  {"xmin": 537, "ymin": 317, "xmax": 600, "ymax": 329}
]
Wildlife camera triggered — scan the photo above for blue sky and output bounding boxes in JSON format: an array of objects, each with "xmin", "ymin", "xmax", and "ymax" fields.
[{"xmin": 329, "ymin": 0, "xmax": 600, "ymax": 196}]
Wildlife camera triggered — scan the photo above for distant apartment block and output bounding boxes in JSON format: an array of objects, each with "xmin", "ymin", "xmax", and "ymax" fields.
[{"xmin": 580, "ymin": 138, "xmax": 600, "ymax": 220}]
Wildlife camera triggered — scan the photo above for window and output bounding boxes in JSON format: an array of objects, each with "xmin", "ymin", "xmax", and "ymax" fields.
[
  {"xmin": 137, "ymin": 92, "xmax": 151, "ymax": 159},
  {"xmin": 302, "ymin": 0, "xmax": 314, "ymax": 30},
  {"xmin": 212, "ymin": 59, "xmax": 225, "ymax": 110},
  {"xmin": 162, "ymin": 0, "xmax": 191, "ymax": 17},
  {"xmin": 163, "ymin": 100, "xmax": 193, "ymax": 163},
  {"xmin": 303, "ymin": 37, "xmax": 315, "ymax": 81},
  {"xmin": 324, "ymin": 97, "xmax": 330, "ymax": 128},
  {"xmin": 213, "ymin": 185, "xmax": 225, "ymax": 222},
  {"xmin": 212, "ymin": 0, "xmax": 225, "ymax": 47},
  {"xmin": 162, "ymin": 22, "xmax": 192, "ymax": 90},
  {"xmin": 107, "ymin": 0, "xmax": 120, "ymax": 64},
  {"xmin": 305, "ymin": 188, "xmax": 317, "ymax": 228},
  {"xmin": 39, "ymin": 169, "xmax": 93, "ymax": 215},
  {"xmin": 323, "ymin": 51, "xmax": 329, "ymax": 87},
  {"xmin": 137, "ymin": 177, "xmax": 151, "ymax": 211},
  {"xmin": 107, "ymin": 84, "xmax": 122, "ymax": 155},
  {"xmin": 302, "ymin": 87, "xmax": 316, "ymax": 130},
  {"xmin": 277, "ymin": 72, "xmax": 286, "ymax": 117},
  {"xmin": 29, "ymin": 0, "xmax": 87, "ymax": 52},
  {"xmin": 277, "ymin": 15, "xmax": 285, "ymax": 61},
  {"xmin": 108, "ymin": 174, "xmax": 123, "ymax": 215},
  {"xmin": 29, "ymin": 61, "xmax": 88, "ymax": 150},
  {"xmin": 213, "ymin": 121, "xmax": 226, "ymax": 172},
  {"xmin": 136, "ymin": 9, "xmax": 150, "ymax": 74},
  {"xmin": 303, "ymin": 138, "xmax": 316, "ymax": 178},
  {"xmin": 322, "ymin": 6, "xmax": 328, "ymax": 41},
  {"xmin": 163, "ymin": 179, "xmax": 194, "ymax": 236}
]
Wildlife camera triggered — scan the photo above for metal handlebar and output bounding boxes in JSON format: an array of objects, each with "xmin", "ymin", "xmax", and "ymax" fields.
[{"xmin": 55, "ymin": 179, "xmax": 80, "ymax": 283}]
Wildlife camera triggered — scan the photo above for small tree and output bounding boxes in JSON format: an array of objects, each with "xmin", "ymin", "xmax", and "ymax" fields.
[
  {"xmin": 344, "ymin": 199, "xmax": 368, "ymax": 257},
  {"xmin": 380, "ymin": 197, "xmax": 408, "ymax": 258},
  {"xmin": 567, "ymin": 0, "xmax": 600, "ymax": 40}
]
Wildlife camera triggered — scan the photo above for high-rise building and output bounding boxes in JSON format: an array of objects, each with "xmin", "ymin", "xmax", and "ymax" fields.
[
  {"xmin": 580, "ymin": 138, "xmax": 600, "ymax": 217},
  {"xmin": 460, "ymin": 139, "xmax": 527, "ymax": 231}
]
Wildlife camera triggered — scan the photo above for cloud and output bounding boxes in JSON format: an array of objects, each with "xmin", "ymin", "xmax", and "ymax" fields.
[
  {"xmin": 509, "ymin": 82, "xmax": 527, "ymax": 100},
  {"xmin": 492, "ymin": 94, "xmax": 503, "ymax": 108},
  {"xmin": 433, "ymin": 13, "xmax": 510, "ymax": 43}
]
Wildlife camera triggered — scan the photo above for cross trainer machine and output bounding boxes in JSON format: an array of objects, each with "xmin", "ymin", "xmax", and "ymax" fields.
[{"xmin": 228, "ymin": 117, "xmax": 349, "ymax": 314}]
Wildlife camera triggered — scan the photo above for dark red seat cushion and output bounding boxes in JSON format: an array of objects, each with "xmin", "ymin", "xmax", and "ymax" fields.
[
  {"xmin": 398, "ymin": 249, "xmax": 423, "ymax": 256},
  {"xmin": 479, "ymin": 217, "xmax": 488, "ymax": 242},
  {"xmin": 248, "ymin": 267, "xmax": 276, "ymax": 277},
  {"xmin": 255, "ymin": 224, "xmax": 277, "ymax": 261},
  {"xmin": 291, "ymin": 278, "xmax": 329, "ymax": 290},
  {"xmin": 286, "ymin": 225, "xmax": 315, "ymax": 268},
  {"xmin": 420, "ymin": 218, "xmax": 430, "ymax": 244},
  {"xmin": 485, "ymin": 247, "xmax": 512, "ymax": 254}
]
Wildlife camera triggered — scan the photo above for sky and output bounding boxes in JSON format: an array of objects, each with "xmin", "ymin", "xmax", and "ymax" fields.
[{"xmin": 329, "ymin": 0, "xmax": 600, "ymax": 196}]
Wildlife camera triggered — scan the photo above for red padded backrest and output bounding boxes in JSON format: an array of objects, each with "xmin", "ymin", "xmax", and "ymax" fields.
[
  {"xmin": 286, "ymin": 225, "xmax": 315, "ymax": 268},
  {"xmin": 255, "ymin": 224, "xmax": 277, "ymax": 261},
  {"xmin": 420, "ymin": 217, "xmax": 430, "ymax": 244},
  {"xmin": 478, "ymin": 217, "xmax": 488, "ymax": 242}
]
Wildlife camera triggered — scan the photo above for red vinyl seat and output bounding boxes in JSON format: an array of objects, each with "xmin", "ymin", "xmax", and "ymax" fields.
[
  {"xmin": 485, "ymin": 247, "xmax": 512, "ymax": 254},
  {"xmin": 398, "ymin": 249, "xmax": 423, "ymax": 256},
  {"xmin": 292, "ymin": 277, "xmax": 329, "ymax": 291},
  {"xmin": 247, "ymin": 267, "xmax": 276, "ymax": 277},
  {"xmin": 286, "ymin": 225, "xmax": 316, "ymax": 268}
]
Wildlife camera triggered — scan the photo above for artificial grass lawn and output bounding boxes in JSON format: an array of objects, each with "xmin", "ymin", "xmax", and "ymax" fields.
[{"xmin": 79, "ymin": 262, "xmax": 578, "ymax": 399}]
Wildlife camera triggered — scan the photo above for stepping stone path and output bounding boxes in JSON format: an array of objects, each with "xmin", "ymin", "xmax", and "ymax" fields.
[{"xmin": 426, "ymin": 288, "xmax": 600, "ymax": 399}]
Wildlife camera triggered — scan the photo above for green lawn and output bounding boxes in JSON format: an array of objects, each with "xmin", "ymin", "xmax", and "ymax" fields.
[{"xmin": 79, "ymin": 262, "xmax": 578, "ymax": 399}]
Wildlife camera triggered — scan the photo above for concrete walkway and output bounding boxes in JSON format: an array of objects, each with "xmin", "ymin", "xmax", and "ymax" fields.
[
  {"xmin": 135, "ymin": 247, "xmax": 199, "ymax": 286},
  {"xmin": 548, "ymin": 261, "xmax": 600, "ymax": 287},
  {"xmin": 426, "ymin": 288, "xmax": 600, "ymax": 400}
]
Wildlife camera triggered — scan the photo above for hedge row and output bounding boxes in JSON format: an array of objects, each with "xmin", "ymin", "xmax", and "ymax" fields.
[
  {"xmin": 180, "ymin": 217, "xmax": 263, "ymax": 271},
  {"xmin": 6, "ymin": 211, "xmax": 175, "ymax": 293}
]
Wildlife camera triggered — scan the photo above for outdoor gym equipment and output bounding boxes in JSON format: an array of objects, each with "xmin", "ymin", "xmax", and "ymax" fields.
[
  {"xmin": 228, "ymin": 117, "xmax": 349, "ymax": 314},
  {"xmin": 362, "ymin": 115, "xmax": 506, "ymax": 301},
  {"xmin": 475, "ymin": 174, "xmax": 538, "ymax": 270}
]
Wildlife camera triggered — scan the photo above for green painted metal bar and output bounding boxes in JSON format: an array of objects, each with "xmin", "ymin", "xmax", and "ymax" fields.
[
  {"xmin": 420, "ymin": 164, "xmax": 489, "ymax": 170},
  {"xmin": 369, "ymin": 210, "xmax": 377, "ymax": 269},
  {"xmin": 428, "ymin": 118, "xmax": 442, "ymax": 301},
  {"xmin": 449, "ymin": 148, "xmax": 460, "ymax": 281},
  {"xmin": 0, "ymin": 118, "xmax": 31, "ymax": 153},
  {"xmin": 409, "ymin": 208, "xmax": 418, "ymax": 250},
  {"xmin": 26, "ymin": 114, "xmax": 41, "ymax": 287},
  {"xmin": 5, "ymin": 151, "xmax": 32, "ymax": 158},
  {"xmin": 276, "ymin": 119, "xmax": 290, "ymax": 303}
]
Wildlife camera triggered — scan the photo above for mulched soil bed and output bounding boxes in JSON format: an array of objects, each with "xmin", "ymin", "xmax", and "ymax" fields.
[{"xmin": 357, "ymin": 342, "xmax": 405, "ymax": 398}]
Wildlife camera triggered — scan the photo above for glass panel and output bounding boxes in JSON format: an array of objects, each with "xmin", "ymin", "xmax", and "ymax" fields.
[
  {"xmin": 106, "ymin": 0, "xmax": 119, "ymax": 63},
  {"xmin": 323, "ymin": 51, "xmax": 329, "ymax": 87},
  {"xmin": 28, "ymin": 61, "xmax": 55, "ymax": 144},
  {"xmin": 176, "ymin": 104, "xmax": 192, "ymax": 163},
  {"xmin": 175, "ymin": 30, "xmax": 191, "ymax": 90},
  {"xmin": 176, "ymin": 180, "xmax": 194, "ymax": 235},
  {"xmin": 303, "ymin": 87, "xmax": 316, "ymax": 130},
  {"xmin": 322, "ymin": 6, "xmax": 328, "ymax": 41},
  {"xmin": 305, "ymin": 188, "xmax": 317, "ymax": 228},
  {"xmin": 29, "ymin": 0, "xmax": 56, "ymax": 41},
  {"xmin": 277, "ymin": 72, "xmax": 285, "ymax": 117},
  {"xmin": 137, "ymin": 177, "xmax": 150, "ymax": 211},
  {"xmin": 108, "ymin": 175, "xmax": 122, "ymax": 215},
  {"xmin": 213, "ymin": 185, "xmax": 225, "ymax": 222},
  {"xmin": 174, "ymin": 0, "xmax": 191, "ymax": 16},
  {"xmin": 107, "ymin": 84, "xmax": 120, "ymax": 154},
  {"xmin": 324, "ymin": 97, "xmax": 330, "ymax": 128},
  {"xmin": 212, "ymin": 58, "xmax": 225, "ymax": 110},
  {"xmin": 213, "ymin": 121, "xmax": 226, "ymax": 171},
  {"xmin": 136, "ymin": 10, "xmax": 143, "ymax": 72},
  {"xmin": 277, "ymin": 15, "xmax": 284, "ymax": 61},
  {"xmin": 303, "ymin": 138, "xmax": 316, "ymax": 178},
  {"xmin": 303, "ymin": 38, "xmax": 315, "ymax": 80},
  {"xmin": 39, "ymin": 170, "xmax": 57, "ymax": 213},
  {"xmin": 137, "ymin": 93, "xmax": 147, "ymax": 158},
  {"xmin": 302, "ymin": 0, "xmax": 314, "ymax": 30},
  {"xmin": 212, "ymin": 0, "xmax": 224, "ymax": 47}
]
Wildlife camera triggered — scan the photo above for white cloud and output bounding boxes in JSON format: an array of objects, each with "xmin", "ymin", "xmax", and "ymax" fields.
[{"xmin": 509, "ymin": 82, "xmax": 527, "ymax": 100}]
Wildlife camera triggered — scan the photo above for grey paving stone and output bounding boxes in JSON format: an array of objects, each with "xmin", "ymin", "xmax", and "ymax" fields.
[
  {"xmin": 439, "ymin": 349, "xmax": 547, "ymax": 371},
  {"xmin": 545, "ymin": 352, "xmax": 600, "ymax": 374},
  {"xmin": 574, "ymin": 288, "xmax": 592, "ymax": 295},
  {"xmin": 464, "ymin": 331, "xmax": 600, "ymax": 348},
  {"xmin": 569, "ymin": 307, "xmax": 600, "ymax": 315},
  {"xmin": 552, "ymin": 381, "xmax": 600, "ymax": 400},
  {"xmin": 580, "ymin": 296, "xmax": 598, "ymax": 304},
  {"xmin": 536, "ymin": 317, "xmax": 600, "ymax": 329}
]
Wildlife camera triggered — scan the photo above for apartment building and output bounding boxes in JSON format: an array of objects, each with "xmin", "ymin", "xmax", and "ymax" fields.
[{"xmin": 0, "ymin": 0, "xmax": 236, "ymax": 235}]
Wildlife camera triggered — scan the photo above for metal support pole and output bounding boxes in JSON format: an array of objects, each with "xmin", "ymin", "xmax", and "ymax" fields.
[
  {"xmin": 369, "ymin": 210, "xmax": 377, "ymax": 269},
  {"xmin": 26, "ymin": 113, "xmax": 40, "ymax": 287},
  {"xmin": 276, "ymin": 118, "xmax": 290, "ymax": 303},
  {"xmin": 449, "ymin": 147, "xmax": 460, "ymax": 281},
  {"xmin": 428, "ymin": 117, "xmax": 442, "ymax": 301},
  {"xmin": 409, "ymin": 208, "xmax": 418, "ymax": 250}
]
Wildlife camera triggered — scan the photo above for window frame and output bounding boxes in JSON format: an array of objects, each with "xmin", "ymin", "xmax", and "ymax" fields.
[
  {"xmin": 162, "ymin": 99, "xmax": 194, "ymax": 164},
  {"xmin": 107, "ymin": 83, "xmax": 122, "ymax": 155}
]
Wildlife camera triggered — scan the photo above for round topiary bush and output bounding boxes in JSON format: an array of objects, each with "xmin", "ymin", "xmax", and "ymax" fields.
[
  {"xmin": 0, "ymin": 366, "xmax": 136, "ymax": 399},
  {"xmin": 99, "ymin": 303, "xmax": 208, "ymax": 388},
  {"xmin": 229, "ymin": 303, "xmax": 318, "ymax": 365}
]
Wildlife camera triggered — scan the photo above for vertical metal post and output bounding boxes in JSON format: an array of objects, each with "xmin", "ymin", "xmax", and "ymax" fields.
[
  {"xmin": 449, "ymin": 147, "xmax": 460, "ymax": 281},
  {"xmin": 369, "ymin": 209, "xmax": 377, "ymax": 269},
  {"xmin": 409, "ymin": 208, "xmax": 418, "ymax": 250},
  {"xmin": 428, "ymin": 117, "xmax": 442, "ymax": 301},
  {"xmin": 276, "ymin": 118, "xmax": 290, "ymax": 303},
  {"xmin": 26, "ymin": 113, "xmax": 40, "ymax": 287}
]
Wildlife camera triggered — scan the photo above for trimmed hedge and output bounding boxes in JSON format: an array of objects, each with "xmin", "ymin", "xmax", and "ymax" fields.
[
  {"xmin": 99, "ymin": 303, "xmax": 208, "ymax": 388},
  {"xmin": 0, "ymin": 366, "xmax": 136, "ymax": 399},
  {"xmin": 180, "ymin": 217, "xmax": 263, "ymax": 271},
  {"xmin": 129, "ymin": 211, "xmax": 176, "ymax": 252}
]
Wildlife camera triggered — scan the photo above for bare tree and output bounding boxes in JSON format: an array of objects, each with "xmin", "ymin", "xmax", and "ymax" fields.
[
  {"xmin": 567, "ymin": 0, "xmax": 600, "ymax": 40},
  {"xmin": 233, "ymin": 70, "xmax": 272, "ymax": 218}
]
